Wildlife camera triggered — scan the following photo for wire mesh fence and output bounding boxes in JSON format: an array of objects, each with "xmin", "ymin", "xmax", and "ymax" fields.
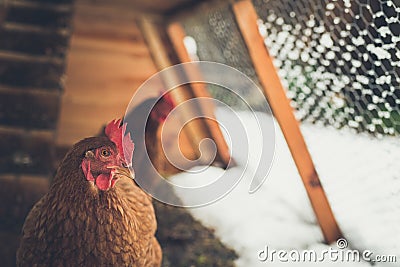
[
  {"xmin": 181, "ymin": 4, "xmax": 265, "ymax": 111},
  {"xmin": 181, "ymin": 0, "xmax": 400, "ymax": 137},
  {"xmin": 253, "ymin": 0, "xmax": 400, "ymax": 136}
]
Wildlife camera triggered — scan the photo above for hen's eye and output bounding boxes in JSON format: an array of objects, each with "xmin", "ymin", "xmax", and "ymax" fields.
[{"xmin": 101, "ymin": 149, "xmax": 111, "ymax": 157}]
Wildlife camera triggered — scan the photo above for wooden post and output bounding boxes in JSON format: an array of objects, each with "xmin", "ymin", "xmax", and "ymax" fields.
[
  {"xmin": 138, "ymin": 16, "xmax": 232, "ymax": 168},
  {"xmin": 233, "ymin": 0, "xmax": 342, "ymax": 243},
  {"xmin": 167, "ymin": 22, "xmax": 233, "ymax": 167}
]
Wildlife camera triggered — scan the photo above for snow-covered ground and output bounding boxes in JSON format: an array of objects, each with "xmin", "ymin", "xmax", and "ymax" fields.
[{"xmin": 170, "ymin": 108, "xmax": 400, "ymax": 266}]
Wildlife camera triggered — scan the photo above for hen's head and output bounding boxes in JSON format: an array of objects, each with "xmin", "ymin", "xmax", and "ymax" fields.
[
  {"xmin": 79, "ymin": 119, "xmax": 135, "ymax": 191},
  {"xmin": 150, "ymin": 92, "xmax": 175, "ymax": 123}
]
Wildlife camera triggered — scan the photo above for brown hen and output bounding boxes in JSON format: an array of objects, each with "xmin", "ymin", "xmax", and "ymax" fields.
[{"xmin": 16, "ymin": 120, "xmax": 161, "ymax": 267}]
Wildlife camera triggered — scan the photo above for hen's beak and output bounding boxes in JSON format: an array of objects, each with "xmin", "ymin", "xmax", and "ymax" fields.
[
  {"xmin": 118, "ymin": 154, "xmax": 132, "ymax": 169},
  {"xmin": 107, "ymin": 166, "xmax": 135, "ymax": 180}
]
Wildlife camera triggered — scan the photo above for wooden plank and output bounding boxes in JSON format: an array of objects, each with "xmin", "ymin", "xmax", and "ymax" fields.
[
  {"xmin": 167, "ymin": 22, "xmax": 233, "ymax": 167},
  {"xmin": 233, "ymin": 0, "xmax": 342, "ymax": 243},
  {"xmin": 23, "ymin": 0, "xmax": 73, "ymax": 4},
  {"xmin": 5, "ymin": 5, "xmax": 72, "ymax": 29},
  {"xmin": 138, "ymin": 17, "xmax": 230, "ymax": 168},
  {"xmin": 0, "ymin": 127, "xmax": 54, "ymax": 175},
  {"xmin": 0, "ymin": 89, "xmax": 60, "ymax": 129},
  {"xmin": 69, "ymin": 35, "xmax": 150, "ymax": 56},
  {"xmin": 139, "ymin": 18, "xmax": 208, "ymax": 163},
  {"xmin": 65, "ymin": 36, "xmax": 154, "ymax": 78},
  {"xmin": 2, "ymin": 21, "xmax": 69, "ymax": 36},
  {"xmin": 6, "ymin": 0, "xmax": 72, "ymax": 11},
  {"xmin": 56, "ymin": 1, "xmax": 159, "ymax": 146},
  {"xmin": 0, "ymin": 53, "xmax": 64, "ymax": 89},
  {"xmin": 76, "ymin": 0, "xmax": 201, "ymax": 15},
  {"xmin": 0, "ymin": 27, "xmax": 69, "ymax": 57},
  {"xmin": 73, "ymin": 3, "xmax": 144, "ymax": 41}
]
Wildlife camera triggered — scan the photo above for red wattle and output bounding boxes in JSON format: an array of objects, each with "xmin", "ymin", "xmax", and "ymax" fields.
[{"xmin": 95, "ymin": 173, "xmax": 113, "ymax": 191}]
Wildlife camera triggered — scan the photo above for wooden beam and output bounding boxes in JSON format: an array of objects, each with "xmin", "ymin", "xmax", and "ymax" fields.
[
  {"xmin": 0, "ymin": 86, "xmax": 60, "ymax": 130},
  {"xmin": 138, "ymin": 17, "xmax": 211, "ymax": 162},
  {"xmin": 0, "ymin": 27, "xmax": 69, "ymax": 57},
  {"xmin": 5, "ymin": 4, "xmax": 72, "ymax": 29},
  {"xmin": 167, "ymin": 22, "xmax": 232, "ymax": 167},
  {"xmin": 233, "ymin": 0, "xmax": 342, "ymax": 243},
  {"xmin": 138, "ymin": 17, "xmax": 231, "ymax": 168},
  {"xmin": 0, "ymin": 52, "xmax": 65, "ymax": 89},
  {"xmin": 23, "ymin": 0, "xmax": 73, "ymax": 4}
]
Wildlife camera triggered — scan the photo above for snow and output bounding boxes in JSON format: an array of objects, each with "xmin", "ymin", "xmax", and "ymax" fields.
[
  {"xmin": 366, "ymin": 44, "xmax": 391, "ymax": 60},
  {"xmin": 320, "ymin": 33, "xmax": 334, "ymax": 48},
  {"xmin": 377, "ymin": 26, "xmax": 391, "ymax": 38},
  {"xmin": 170, "ymin": 108, "xmax": 400, "ymax": 266}
]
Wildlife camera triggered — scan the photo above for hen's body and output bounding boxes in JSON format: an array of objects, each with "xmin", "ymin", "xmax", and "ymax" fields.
[{"xmin": 17, "ymin": 135, "xmax": 161, "ymax": 266}]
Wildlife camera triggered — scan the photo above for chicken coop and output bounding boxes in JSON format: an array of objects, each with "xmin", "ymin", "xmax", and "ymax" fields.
[{"xmin": 0, "ymin": 0, "xmax": 399, "ymax": 266}]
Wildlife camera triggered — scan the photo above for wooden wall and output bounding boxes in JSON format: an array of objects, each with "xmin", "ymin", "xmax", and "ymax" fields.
[
  {"xmin": 56, "ymin": 0, "xmax": 158, "ymax": 146},
  {"xmin": 0, "ymin": 0, "xmax": 74, "ymax": 176},
  {"xmin": 0, "ymin": 1, "xmax": 74, "ymax": 264}
]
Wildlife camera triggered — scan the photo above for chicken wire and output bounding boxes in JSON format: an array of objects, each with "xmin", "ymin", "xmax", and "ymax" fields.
[
  {"xmin": 181, "ymin": 4, "xmax": 265, "ymax": 111},
  {"xmin": 253, "ymin": 0, "xmax": 400, "ymax": 136},
  {"xmin": 181, "ymin": 0, "xmax": 400, "ymax": 137}
]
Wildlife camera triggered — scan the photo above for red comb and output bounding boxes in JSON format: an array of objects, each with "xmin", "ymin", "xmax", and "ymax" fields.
[
  {"xmin": 162, "ymin": 92, "xmax": 174, "ymax": 107},
  {"xmin": 105, "ymin": 119, "xmax": 134, "ymax": 166},
  {"xmin": 150, "ymin": 92, "xmax": 175, "ymax": 123}
]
